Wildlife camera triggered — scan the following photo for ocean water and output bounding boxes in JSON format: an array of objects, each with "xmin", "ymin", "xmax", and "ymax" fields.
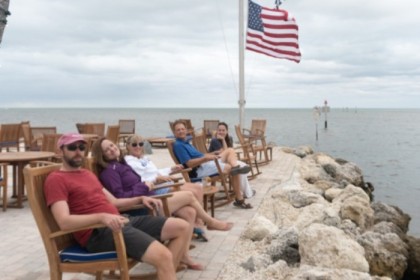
[{"xmin": 2, "ymin": 108, "xmax": 420, "ymax": 236}]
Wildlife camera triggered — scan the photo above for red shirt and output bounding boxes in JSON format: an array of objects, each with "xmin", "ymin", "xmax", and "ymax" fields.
[{"xmin": 44, "ymin": 169, "xmax": 119, "ymax": 247}]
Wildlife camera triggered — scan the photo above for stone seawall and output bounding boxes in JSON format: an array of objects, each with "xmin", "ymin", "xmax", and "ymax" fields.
[{"xmin": 219, "ymin": 146, "xmax": 420, "ymax": 280}]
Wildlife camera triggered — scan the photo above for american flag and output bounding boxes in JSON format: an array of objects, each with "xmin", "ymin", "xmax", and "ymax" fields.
[{"xmin": 246, "ymin": 0, "xmax": 301, "ymax": 63}]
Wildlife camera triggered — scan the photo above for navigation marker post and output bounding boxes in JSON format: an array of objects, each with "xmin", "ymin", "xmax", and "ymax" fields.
[
  {"xmin": 313, "ymin": 106, "xmax": 321, "ymax": 141},
  {"xmin": 322, "ymin": 100, "xmax": 330, "ymax": 129}
]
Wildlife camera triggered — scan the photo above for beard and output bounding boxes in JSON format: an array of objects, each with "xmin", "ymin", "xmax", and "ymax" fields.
[{"xmin": 64, "ymin": 155, "xmax": 84, "ymax": 168}]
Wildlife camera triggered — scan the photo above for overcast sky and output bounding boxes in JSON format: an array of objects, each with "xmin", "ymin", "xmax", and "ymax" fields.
[{"xmin": 1, "ymin": 0, "xmax": 419, "ymax": 108}]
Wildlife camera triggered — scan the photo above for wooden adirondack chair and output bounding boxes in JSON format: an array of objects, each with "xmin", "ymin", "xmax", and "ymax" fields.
[
  {"xmin": 234, "ymin": 125, "xmax": 262, "ymax": 179},
  {"xmin": 167, "ymin": 138, "xmax": 234, "ymax": 209},
  {"xmin": 23, "ymin": 163, "xmax": 167, "ymax": 280}
]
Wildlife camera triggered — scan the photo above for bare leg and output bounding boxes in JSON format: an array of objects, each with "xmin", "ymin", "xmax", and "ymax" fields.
[
  {"xmin": 141, "ymin": 241, "xmax": 176, "ymax": 280},
  {"xmin": 230, "ymin": 174, "xmax": 243, "ymax": 200},
  {"xmin": 159, "ymin": 217, "xmax": 191, "ymax": 272},
  {"xmin": 170, "ymin": 206, "xmax": 203, "ymax": 269},
  {"xmin": 180, "ymin": 182, "xmax": 203, "ymax": 203},
  {"xmin": 167, "ymin": 191, "xmax": 233, "ymax": 231},
  {"xmin": 218, "ymin": 148, "xmax": 239, "ymax": 167},
  {"xmin": 180, "ymin": 182, "xmax": 205, "ymax": 227}
]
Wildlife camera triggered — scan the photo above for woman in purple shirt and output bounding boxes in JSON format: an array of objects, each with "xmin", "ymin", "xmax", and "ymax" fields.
[{"xmin": 91, "ymin": 138, "xmax": 233, "ymax": 252}]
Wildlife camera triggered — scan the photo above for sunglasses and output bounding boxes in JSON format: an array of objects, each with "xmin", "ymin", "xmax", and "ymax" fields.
[
  {"xmin": 131, "ymin": 142, "xmax": 144, "ymax": 148},
  {"xmin": 66, "ymin": 144, "xmax": 86, "ymax": 152}
]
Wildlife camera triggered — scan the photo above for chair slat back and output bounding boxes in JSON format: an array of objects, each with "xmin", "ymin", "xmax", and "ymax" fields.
[
  {"xmin": 250, "ymin": 119, "xmax": 267, "ymax": 137},
  {"xmin": 84, "ymin": 123, "xmax": 105, "ymax": 137},
  {"xmin": 235, "ymin": 125, "xmax": 246, "ymax": 145},
  {"xmin": 118, "ymin": 120, "xmax": 135, "ymax": 134},
  {"xmin": 106, "ymin": 125, "xmax": 120, "ymax": 145},
  {"xmin": 203, "ymin": 120, "xmax": 219, "ymax": 139},
  {"xmin": 23, "ymin": 164, "xmax": 73, "ymax": 259},
  {"xmin": 20, "ymin": 122, "xmax": 32, "ymax": 150},
  {"xmin": 192, "ymin": 132, "xmax": 208, "ymax": 154},
  {"xmin": 0, "ymin": 123, "xmax": 21, "ymax": 151},
  {"xmin": 41, "ymin": 134, "xmax": 62, "ymax": 153},
  {"xmin": 166, "ymin": 140, "xmax": 190, "ymax": 182},
  {"xmin": 31, "ymin": 127, "xmax": 57, "ymax": 151},
  {"xmin": 31, "ymin": 127, "xmax": 57, "ymax": 139}
]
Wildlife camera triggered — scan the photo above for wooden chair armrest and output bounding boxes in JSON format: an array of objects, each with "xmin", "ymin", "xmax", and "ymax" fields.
[
  {"xmin": 49, "ymin": 223, "xmax": 106, "ymax": 238},
  {"xmin": 153, "ymin": 182, "xmax": 183, "ymax": 192},
  {"xmin": 118, "ymin": 193, "xmax": 174, "ymax": 216},
  {"xmin": 170, "ymin": 176, "xmax": 183, "ymax": 182},
  {"xmin": 242, "ymin": 128, "xmax": 252, "ymax": 135}
]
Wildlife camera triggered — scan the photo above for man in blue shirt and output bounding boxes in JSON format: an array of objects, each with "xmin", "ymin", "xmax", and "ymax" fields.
[{"xmin": 172, "ymin": 120, "xmax": 252, "ymax": 209}]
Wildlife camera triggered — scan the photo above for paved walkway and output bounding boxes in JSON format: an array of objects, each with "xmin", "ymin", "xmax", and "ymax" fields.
[{"xmin": 0, "ymin": 147, "xmax": 299, "ymax": 280}]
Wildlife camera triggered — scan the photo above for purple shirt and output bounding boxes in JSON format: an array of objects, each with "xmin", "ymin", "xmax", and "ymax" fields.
[{"xmin": 99, "ymin": 160, "xmax": 152, "ymax": 198}]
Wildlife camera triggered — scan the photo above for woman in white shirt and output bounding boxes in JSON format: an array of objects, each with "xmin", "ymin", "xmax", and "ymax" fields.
[{"xmin": 124, "ymin": 134, "xmax": 209, "ymax": 241}]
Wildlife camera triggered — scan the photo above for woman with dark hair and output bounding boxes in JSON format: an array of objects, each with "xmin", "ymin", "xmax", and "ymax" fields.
[
  {"xmin": 208, "ymin": 122, "xmax": 256, "ymax": 199},
  {"xmin": 208, "ymin": 122, "xmax": 233, "ymax": 153},
  {"xmin": 91, "ymin": 137, "xmax": 234, "ymax": 270}
]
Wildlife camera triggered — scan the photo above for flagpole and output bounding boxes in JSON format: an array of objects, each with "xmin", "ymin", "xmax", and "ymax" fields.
[{"xmin": 239, "ymin": 0, "xmax": 245, "ymax": 128}]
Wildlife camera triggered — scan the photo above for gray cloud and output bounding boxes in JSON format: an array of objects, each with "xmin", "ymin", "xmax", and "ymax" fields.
[{"xmin": 1, "ymin": 0, "xmax": 419, "ymax": 108}]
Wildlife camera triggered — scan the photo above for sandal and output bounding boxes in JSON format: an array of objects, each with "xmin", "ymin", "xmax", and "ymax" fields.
[
  {"xmin": 193, "ymin": 227, "xmax": 208, "ymax": 242},
  {"xmin": 233, "ymin": 199, "xmax": 253, "ymax": 209}
]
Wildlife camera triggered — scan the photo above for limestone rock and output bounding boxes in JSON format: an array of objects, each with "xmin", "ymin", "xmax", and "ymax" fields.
[
  {"xmin": 372, "ymin": 202, "xmax": 411, "ymax": 233},
  {"xmin": 266, "ymin": 227, "xmax": 300, "ymax": 265},
  {"xmin": 242, "ymin": 215, "xmax": 278, "ymax": 241},
  {"xmin": 299, "ymin": 223, "xmax": 369, "ymax": 272},
  {"xmin": 405, "ymin": 236, "xmax": 420, "ymax": 278},
  {"xmin": 294, "ymin": 146, "xmax": 313, "ymax": 158},
  {"xmin": 295, "ymin": 203, "xmax": 341, "ymax": 230},
  {"xmin": 324, "ymin": 187, "xmax": 343, "ymax": 202},
  {"xmin": 358, "ymin": 231, "xmax": 408, "ymax": 279}
]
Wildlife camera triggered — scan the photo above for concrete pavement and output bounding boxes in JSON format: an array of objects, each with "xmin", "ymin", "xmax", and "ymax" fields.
[{"xmin": 0, "ymin": 147, "xmax": 299, "ymax": 280}]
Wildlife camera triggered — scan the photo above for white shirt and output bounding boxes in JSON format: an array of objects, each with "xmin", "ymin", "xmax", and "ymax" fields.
[{"xmin": 124, "ymin": 155, "xmax": 171, "ymax": 182}]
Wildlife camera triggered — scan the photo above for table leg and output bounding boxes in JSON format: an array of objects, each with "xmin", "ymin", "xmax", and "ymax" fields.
[
  {"xmin": 7, "ymin": 161, "xmax": 26, "ymax": 208},
  {"xmin": 210, "ymin": 194, "xmax": 215, "ymax": 217},
  {"xmin": 12, "ymin": 164, "xmax": 17, "ymax": 197}
]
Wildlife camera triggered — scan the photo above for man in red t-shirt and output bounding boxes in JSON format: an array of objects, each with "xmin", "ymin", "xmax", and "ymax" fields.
[{"xmin": 45, "ymin": 133, "xmax": 191, "ymax": 280}]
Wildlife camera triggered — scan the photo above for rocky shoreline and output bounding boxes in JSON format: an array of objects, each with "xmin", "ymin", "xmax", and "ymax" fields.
[{"xmin": 219, "ymin": 146, "xmax": 420, "ymax": 280}]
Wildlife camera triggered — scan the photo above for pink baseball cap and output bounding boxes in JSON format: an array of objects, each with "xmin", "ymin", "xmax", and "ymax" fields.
[{"xmin": 57, "ymin": 133, "xmax": 87, "ymax": 149}]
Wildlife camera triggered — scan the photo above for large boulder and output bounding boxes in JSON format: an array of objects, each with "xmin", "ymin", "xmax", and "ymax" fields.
[
  {"xmin": 333, "ymin": 185, "xmax": 374, "ymax": 231},
  {"xmin": 372, "ymin": 202, "xmax": 411, "ymax": 233},
  {"xmin": 266, "ymin": 227, "xmax": 300, "ymax": 265},
  {"xmin": 299, "ymin": 223, "xmax": 369, "ymax": 272},
  {"xmin": 405, "ymin": 236, "xmax": 420, "ymax": 278},
  {"xmin": 358, "ymin": 231, "xmax": 408, "ymax": 279},
  {"xmin": 242, "ymin": 215, "xmax": 278, "ymax": 241}
]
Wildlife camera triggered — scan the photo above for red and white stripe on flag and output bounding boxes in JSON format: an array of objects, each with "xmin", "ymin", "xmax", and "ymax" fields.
[{"xmin": 246, "ymin": 0, "xmax": 301, "ymax": 63}]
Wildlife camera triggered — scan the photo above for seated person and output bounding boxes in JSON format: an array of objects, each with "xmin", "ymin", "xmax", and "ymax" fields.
[
  {"xmin": 45, "ymin": 133, "xmax": 190, "ymax": 279},
  {"xmin": 91, "ymin": 137, "xmax": 234, "ymax": 253},
  {"xmin": 208, "ymin": 122, "xmax": 255, "ymax": 199},
  {"xmin": 124, "ymin": 134, "xmax": 203, "ymax": 204},
  {"xmin": 124, "ymin": 134, "xmax": 208, "ymax": 241},
  {"xmin": 172, "ymin": 120, "xmax": 252, "ymax": 209}
]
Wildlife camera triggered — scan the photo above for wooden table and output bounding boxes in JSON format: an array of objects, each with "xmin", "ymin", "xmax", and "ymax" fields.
[
  {"xmin": 147, "ymin": 137, "xmax": 172, "ymax": 148},
  {"xmin": 0, "ymin": 151, "xmax": 55, "ymax": 208}
]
